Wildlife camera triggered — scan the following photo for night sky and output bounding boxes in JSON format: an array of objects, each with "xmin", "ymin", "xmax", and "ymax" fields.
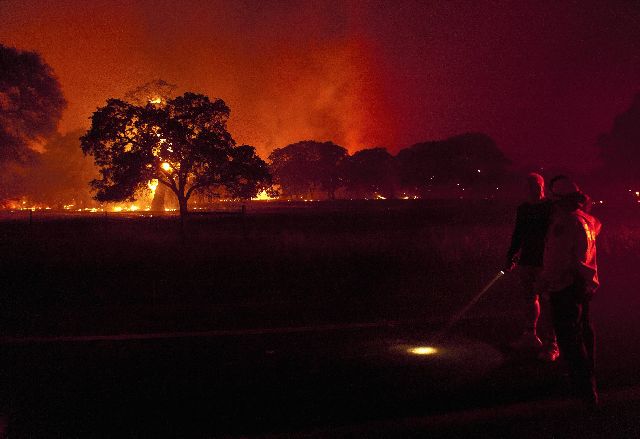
[{"xmin": 1, "ymin": 0, "xmax": 639, "ymax": 171}]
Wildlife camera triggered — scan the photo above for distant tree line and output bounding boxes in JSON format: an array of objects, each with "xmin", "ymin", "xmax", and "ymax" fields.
[
  {"xmin": 595, "ymin": 92, "xmax": 640, "ymax": 200},
  {"xmin": 268, "ymin": 133, "xmax": 511, "ymax": 200}
]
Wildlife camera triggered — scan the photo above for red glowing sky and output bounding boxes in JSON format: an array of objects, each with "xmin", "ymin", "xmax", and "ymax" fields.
[{"xmin": 1, "ymin": 0, "xmax": 639, "ymax": 171}]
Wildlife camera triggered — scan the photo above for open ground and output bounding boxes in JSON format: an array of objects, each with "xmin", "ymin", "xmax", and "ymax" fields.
[{"xmin": 1, "ymin": 200, "xmax": 640, "ymax": 437}]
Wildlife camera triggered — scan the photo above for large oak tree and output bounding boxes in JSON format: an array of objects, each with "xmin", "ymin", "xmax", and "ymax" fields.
[{"xmin": 81, "ymin": 92, "xmax": 270, "ymax": 217}]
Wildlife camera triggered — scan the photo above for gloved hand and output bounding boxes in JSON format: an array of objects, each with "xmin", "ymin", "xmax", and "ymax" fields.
[{"xmin": 504, "ymin": 257, "xmax": 516, "ymax": 273}]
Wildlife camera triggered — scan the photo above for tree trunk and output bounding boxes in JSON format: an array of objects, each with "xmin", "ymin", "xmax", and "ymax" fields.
[
  {"xmin": 178, "ymin": 196, "xmax": 188, "ymax": 218},
  {"xmin": 177, "ymin": 194, "xmax": 188, "ymax": 245},
  {"xmin": 151, "ymin": 184, "xmax": 166, "ymax": 211}
]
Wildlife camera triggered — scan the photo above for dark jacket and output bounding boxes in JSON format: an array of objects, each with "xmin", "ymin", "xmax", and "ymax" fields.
[{"xmin": 507, "ymin": 199, "xmax": 553, "ymax": 267}]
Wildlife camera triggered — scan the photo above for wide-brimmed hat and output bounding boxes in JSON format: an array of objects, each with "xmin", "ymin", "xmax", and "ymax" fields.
[{"xmin": 550, "ymin": 176, "xmax": 580, "ymax": 197}]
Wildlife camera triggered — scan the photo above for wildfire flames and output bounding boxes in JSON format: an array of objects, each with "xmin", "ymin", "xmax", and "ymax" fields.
[
  {"xmin": 147, "ymin": 179, "xmax": 159, "ymax": 194},
  {"xmin": 251, "ymin": 190, "xmax": 275, "ymax": 201}
]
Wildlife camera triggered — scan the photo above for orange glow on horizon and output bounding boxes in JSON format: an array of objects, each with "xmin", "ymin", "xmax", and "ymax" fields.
[{"xmin": 1, "ymin": 3, "xmax": 396, "ymax": 159}]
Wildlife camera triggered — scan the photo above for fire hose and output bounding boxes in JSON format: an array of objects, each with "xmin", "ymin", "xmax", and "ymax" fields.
[{"xmin": 433, "ymin": 270, "xmax": 505, "ymax": 342}]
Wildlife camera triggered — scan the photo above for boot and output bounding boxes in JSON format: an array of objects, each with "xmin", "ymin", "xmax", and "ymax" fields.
[{"xmin": 538, "ymin": 340, "xmax": 560, "ymax": 362}]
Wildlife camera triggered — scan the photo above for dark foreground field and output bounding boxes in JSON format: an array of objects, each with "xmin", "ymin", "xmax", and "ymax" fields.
[{"xmin": 1, "ymin": 200, "xmax": 640, "ymax": 437}]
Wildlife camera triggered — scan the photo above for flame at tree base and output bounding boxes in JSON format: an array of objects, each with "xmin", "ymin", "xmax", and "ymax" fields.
[{"xmin": 252, "ymin": 190, "xmax": 275, "ymax": 201}]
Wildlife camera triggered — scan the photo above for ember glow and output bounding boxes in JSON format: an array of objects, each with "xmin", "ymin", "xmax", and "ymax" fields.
[{"xmin": 111, "ymin": 204, "xmax": 145, "ymax": 212}]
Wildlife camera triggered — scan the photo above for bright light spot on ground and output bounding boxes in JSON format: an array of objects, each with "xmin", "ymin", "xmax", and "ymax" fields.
[
  {"xmin": 407, "ymin": 346, "xmax": 438, "ymax": 355},
  {"xmin": 376, "ymin": 194, "xmax": 386, "ymax": 200},
  {"xmin": 477, "ymin": 169, "xmax": 481, "ymax": 173}
]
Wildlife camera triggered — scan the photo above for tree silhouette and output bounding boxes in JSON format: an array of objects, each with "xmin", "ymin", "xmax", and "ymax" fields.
[
  {"xmin": 345, "ymin": 147, "xmax": 397, "ymax": 199},
  {"xmin": 598, "ymin": 93, "xmax": 640, "ymax": 190},
  {"xmin": 397, "ymin": 133, "xmax": 510, "ymax": 197},
  {"xmin": 81, "ymin": 93, "xmax": 270, "ymax": 217},
  {"xmin": 0, "ymin": 44, "xmax": 66, "ymax": 164},
  {"xmin": 268, "ymin": 141, "xmax": 347, "ymax": 199}
]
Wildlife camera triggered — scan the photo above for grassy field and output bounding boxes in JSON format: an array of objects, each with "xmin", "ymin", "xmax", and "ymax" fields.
[
  {"xmin": 0, "ymin": 200, "xmax": 637, "ymax": 335},
  {"xmin": 3, "ymin": 200, "xmax": 640, "ymax": 437}
]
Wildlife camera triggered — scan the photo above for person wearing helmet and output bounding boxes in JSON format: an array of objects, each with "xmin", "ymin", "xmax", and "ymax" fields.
[
  {"xmin": 538, "ymin": 175, "xmax": 601, "ymax": 406},
  {"xmin": 506, "ymin": 173, "xmax": 559, "ymax": 361}
]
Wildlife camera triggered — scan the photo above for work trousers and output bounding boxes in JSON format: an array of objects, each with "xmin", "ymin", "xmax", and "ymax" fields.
[{"xmin": 549, "ymin": 282, "xmax": 596, "ymax": 400}]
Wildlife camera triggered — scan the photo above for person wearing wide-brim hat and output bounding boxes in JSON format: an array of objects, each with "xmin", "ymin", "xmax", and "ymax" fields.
[{"xmin": 538, "ymin": 175, "xmax": 601, "ymax": 407}]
